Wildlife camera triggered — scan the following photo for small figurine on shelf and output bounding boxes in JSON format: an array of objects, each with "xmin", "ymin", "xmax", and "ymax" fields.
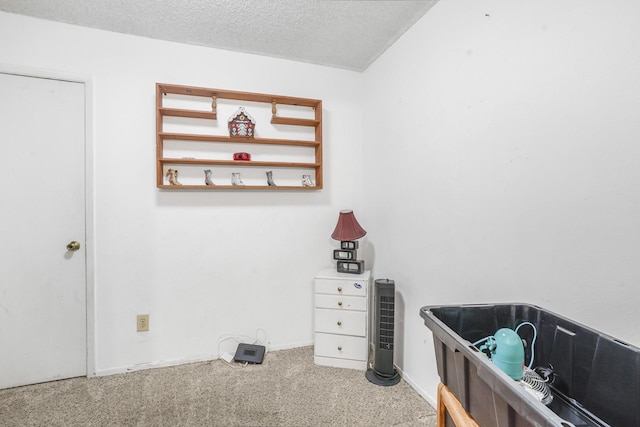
[
  {"xmin": 302, "ymin": 174, "xmax": 314, "ymax": 187},
  {"xmin": 266, "ymin": 170, "xmax": 276, "ymax": 186},
  {"xmin": 204, "ymin": 169, "xmax": 215, "ymax": 186},
  {"xmin": 228, "ymin": 107, "xmax": 256, "ymax": 138},
  {"xmin": 231, "ymin": 172, "xmax": 244, "ymax": 186},
  {"xmin": 166, "ymin": 169, "xmax": 182, "ymax": 186},
  {"xmin": 233, "ymin": 152, "xmax": 251, "ymax": 161}
]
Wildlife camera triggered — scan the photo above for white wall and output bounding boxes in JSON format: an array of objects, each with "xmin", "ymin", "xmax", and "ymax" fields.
[
  {"xmin": 363, "ymin": 0, "xmax": 640, "ymax": 404},
  {"xmin": 0, "ymin": 12, "xmax": 365, "ymax": 374},
  {"xmin": 5, "ymin": 0, "xmax": 640, "ymax": 406}
]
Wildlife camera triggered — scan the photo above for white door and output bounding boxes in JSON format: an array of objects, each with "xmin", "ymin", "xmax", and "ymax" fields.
[{"xmin": 0, "ymin": 73, "xmax": 86, "ymax": 389}]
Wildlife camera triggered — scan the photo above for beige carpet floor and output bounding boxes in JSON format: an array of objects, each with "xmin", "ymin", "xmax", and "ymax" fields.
[{"xmin": 0, "ymin": 346, "xmax": 437, "ymax": 426}]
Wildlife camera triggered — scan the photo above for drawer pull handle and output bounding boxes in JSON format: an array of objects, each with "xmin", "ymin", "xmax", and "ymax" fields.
[
  {"xmin": 337, "ymin": 287, "xmax": 342, "ymax": 292},
  {"xmin": 337, "ymin": 346, "xmax": 342, "ymax": 351},
  {"xmin": 338, "ymin": 301, "xmax": 343, "ymax": 307},
  {"xmin": 337, "ymin": 321, "xmax": 342, "ymax": 326}
]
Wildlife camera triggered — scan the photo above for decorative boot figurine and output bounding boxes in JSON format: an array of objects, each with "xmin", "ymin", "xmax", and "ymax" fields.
[
  {"xmin": 302, "ymin": 174, "xmax": 314, "ymax": 187},
  {"xmin": 166, "ymin": 168, "xmax": 182, "ymax": 185},
  {"xmin": 231, "ymin": 172, "xmax": 244, "ymax": 186},
  {"xmin": 266, "ymin": 170, "xmax": 276, "ymax": 186},
  {"xmin": 204, "ymin": 169, "xmax": 215, "ymax": 186}
]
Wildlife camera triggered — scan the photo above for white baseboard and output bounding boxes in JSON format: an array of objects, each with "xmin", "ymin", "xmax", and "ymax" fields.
[
  {"xmin": 268, "ymin": 340, "xmax": 314, "ymax": 352},
  {"xmin": 93, "ymin": 353, "xmax": 216, "ymax": 377},
  {"xmin": 92, "ymin": 340, "xmax": 315, "ymax": 378},
  {"xmin": 395, "ymin": 365, "xmax": 437, "ymax": 408}
]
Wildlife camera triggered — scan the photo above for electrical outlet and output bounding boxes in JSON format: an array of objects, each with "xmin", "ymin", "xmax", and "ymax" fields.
[{"xmin": 137, "ymin": 314, "xmax": 149, "ymax": 332}]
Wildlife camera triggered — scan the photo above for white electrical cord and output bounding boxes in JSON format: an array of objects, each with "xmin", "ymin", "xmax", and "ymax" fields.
[{"xmin": 515, "ymin": 322, "xmax": 537, "ymax": 369}]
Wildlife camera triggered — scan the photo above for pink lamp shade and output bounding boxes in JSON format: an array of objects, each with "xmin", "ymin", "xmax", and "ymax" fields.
[{"xmin": 331, "ymin": 209, "xmax": 367, "ymax": 241}]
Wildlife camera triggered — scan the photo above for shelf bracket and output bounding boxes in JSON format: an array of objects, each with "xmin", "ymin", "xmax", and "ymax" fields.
[
  {"xmin": 211, "ymin": 96, "xmax": 217, "ymax": 115},
  {"xmin": 271, "ymin": 101, "xmax": 277, "ymax": 121}
]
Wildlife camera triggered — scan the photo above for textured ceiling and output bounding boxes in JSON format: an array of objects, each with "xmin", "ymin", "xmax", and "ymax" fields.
[{"xmin": 0, "ymin": 0, "xmax": 438, "ymax": 71}]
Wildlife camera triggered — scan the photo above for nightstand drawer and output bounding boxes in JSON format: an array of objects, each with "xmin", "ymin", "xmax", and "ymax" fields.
[
  {"xmin": 315, "ymin": 308, "xmax": 365, "ymax": 336},
  {"xmin": 315, "ymin": 294, "xmax": 366, "ymax": 311},
  {"xmin": 315, "ymin": 333, "xmax": 367, "ymax": 361},
  {"xmin": 315, "ymin": 279, "xmax": 367, "ymax": 297}
]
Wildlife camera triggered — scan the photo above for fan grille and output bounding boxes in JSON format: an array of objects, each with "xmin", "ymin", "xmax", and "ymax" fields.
[
  {"xmin": 520, "ymin": 368, "xmax": 553, "ymax": 405},
  {"xmin": 379, "ymin": 296, "xmax": 395, "ymax": 350}
]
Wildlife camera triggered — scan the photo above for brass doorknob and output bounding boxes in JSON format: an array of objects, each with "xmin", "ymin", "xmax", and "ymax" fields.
[{"xmin": 66, "ymin": 241, "xmax": 81, "ymax": 251}]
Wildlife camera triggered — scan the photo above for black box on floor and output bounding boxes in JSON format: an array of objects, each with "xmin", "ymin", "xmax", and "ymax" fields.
[
  {"xmin": 420, "ymin": 303, "xmax": 640, "ymax": 427},
  {"xmin": 234, "ymin": 343, "xmax": 265, "ymax": 364}
]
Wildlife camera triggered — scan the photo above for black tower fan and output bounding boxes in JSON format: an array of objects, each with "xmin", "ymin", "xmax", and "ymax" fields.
[{"xmin": 366, "ymin": 278, "xmax": 400, "ymax": 386}]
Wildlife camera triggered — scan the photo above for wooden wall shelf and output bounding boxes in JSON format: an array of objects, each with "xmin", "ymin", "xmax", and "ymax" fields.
[{"xmin": 156, "ymin": 83, "xmax": 323, "ymax": 190}]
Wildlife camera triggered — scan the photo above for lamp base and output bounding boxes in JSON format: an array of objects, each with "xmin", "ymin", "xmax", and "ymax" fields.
[
  {"xmin": 333, "ymin": 249, "xmax": 357, "ymax": 260},
  {"xmin": 340, "ymin": 240, "xmax": 359, "ymax": 250},
  {"xmin": 337, "ymin": 260, "xmax": 365, "ymax": 274}
]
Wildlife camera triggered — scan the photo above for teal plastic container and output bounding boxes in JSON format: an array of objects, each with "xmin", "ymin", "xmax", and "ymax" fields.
[{"xmin": 489, "ymin": 328, "xmax": 524, "ymax": 381}]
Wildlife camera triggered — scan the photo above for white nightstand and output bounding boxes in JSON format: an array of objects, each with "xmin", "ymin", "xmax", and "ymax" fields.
[{"xmin": 313, "ymin": 269, "xmax": 371, "ymax": 370}]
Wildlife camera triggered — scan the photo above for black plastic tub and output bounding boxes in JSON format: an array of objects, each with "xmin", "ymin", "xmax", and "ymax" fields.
[{"xmin": 420, "ymin": 303, "xmax": 640, "ymax": 427}]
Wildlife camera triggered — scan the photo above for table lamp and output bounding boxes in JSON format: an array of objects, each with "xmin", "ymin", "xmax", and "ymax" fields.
[{"xmin": 331, "ymin": 209, "xmax": 366, "ymax": 274}]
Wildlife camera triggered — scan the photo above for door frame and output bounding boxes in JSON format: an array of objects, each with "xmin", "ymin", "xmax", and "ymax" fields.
[{"xmin": 0, "ymin": 63, "xmax": 96, "ymax": 378}]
